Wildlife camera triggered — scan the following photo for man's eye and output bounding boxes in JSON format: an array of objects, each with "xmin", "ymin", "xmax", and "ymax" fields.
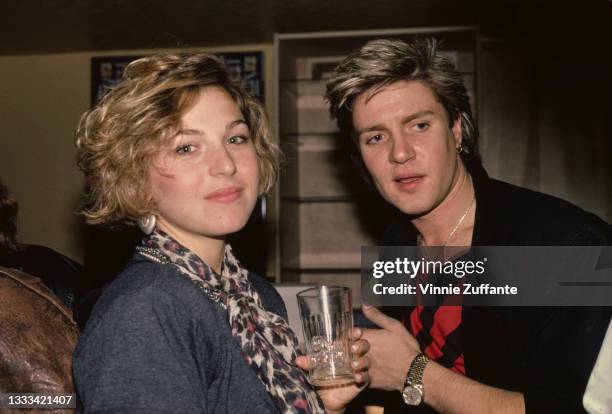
[
  {"xmin": 227, "ymin": 135, "xmax": 248, "ymax": 144},
  {"xmin": 366, "ymin": 134, "xmax": 384, "ymax": 145},
  {"xmin": 414, "ymin": 122, "xmax": 430, "ymax": 132},
  {"xmin": 175, "ymin": 144, "xmax": 194, "ymax": 154}
]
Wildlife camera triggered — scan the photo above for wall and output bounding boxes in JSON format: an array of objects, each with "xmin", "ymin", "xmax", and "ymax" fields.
[
  {"xmin": 479, "ymin": 39, "xmax": 612, "ymax": 223},
  {"xmin": 0, "ymin": 44, "xmax": 274, "ymax": 262},
  {"xmin": 1, "ymin": 36, "xmax": 609, "ymax": 268}
]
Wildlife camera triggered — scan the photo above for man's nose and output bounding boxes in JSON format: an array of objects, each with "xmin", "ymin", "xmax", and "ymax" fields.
[{"xmin": 389, "ymin": 135, "xmax": 416, "ymax": 164}]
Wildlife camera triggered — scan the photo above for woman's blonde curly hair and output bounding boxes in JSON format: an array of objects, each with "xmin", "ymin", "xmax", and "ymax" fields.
[{"xmin": 76, "ymin": 52, "xmax": 281, "ymax": 226}]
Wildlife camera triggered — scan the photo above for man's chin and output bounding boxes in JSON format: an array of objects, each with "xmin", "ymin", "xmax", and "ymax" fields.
[
  {"xmin": 402, "ymin": 210, "xmax": 431, "ymax": 220},
  {"xmin": 391, "ymin": 200, "xmax": 435, "ymax": 218}
]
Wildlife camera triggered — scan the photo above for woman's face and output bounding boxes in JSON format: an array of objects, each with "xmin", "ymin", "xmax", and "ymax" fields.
[{"xmin": 148, "ymin": 86, "xmax": 260, "ymax": 246}]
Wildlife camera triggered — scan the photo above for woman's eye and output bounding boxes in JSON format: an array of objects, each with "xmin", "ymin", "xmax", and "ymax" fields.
[
  {"xmin": 227, "ymin": 135, "xmax": 248, "ymax": 145},
  {"xmin": 366, "ymin": 134, "xmax": 384, "ymax": 145},
  {"xmin": 175, "ymin": 144, "xmax": 194, "ymax": 154},
  {"xmin": 413, "ymin": 122, "xmax": 430, "ymax": 132}
]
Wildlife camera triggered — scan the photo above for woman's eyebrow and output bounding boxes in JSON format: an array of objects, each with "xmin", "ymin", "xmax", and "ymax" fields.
[
  {"xmin": 177, "ymin": 128, "xmax": 205, "ymax": 136},
  {"xmin": 226, "ymin": 119, "xmax": 247, "ymax": 131},
  {"xmin": 177, "ymin": 119, "xmax": 247, "ymax": 136}
]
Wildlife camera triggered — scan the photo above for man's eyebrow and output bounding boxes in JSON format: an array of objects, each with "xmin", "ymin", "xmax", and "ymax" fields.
[
  {"xmin": 402, "ymin": 110, "xmax": 434, "ymax": 123},
  {"xmin": 356, "ymin": 123, "xmax": 386, "ymax": 136},
  {"xmin": 356, "ymin": 110, "xmax": 435, "ymax": 135}
]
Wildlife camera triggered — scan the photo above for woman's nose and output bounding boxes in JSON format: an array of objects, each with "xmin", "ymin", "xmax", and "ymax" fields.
[{"xmin": 209, "ymin": 146, "xmax": 237, "ymax": 176}]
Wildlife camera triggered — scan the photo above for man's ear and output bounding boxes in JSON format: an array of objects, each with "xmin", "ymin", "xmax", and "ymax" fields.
[{"xmin": 452, "ymin": 114, "xmax": 462, "ymax": 147}]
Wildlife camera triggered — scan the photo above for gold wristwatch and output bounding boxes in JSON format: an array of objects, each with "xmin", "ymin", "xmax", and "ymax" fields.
[{"xmin": 401, "ymin": 352, "xmax": 430, "ymax": 406}]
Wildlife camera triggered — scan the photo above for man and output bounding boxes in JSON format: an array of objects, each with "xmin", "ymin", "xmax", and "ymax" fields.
[
  {"xmin": 0, "ymin": 178, "xmax": 84, "ymax": 313},
  {"xmin": 325, "ymin": 38, "xmax": 611, "ymax": 413}
]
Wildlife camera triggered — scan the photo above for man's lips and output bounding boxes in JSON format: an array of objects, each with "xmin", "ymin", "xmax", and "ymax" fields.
[
  {"xmin": 394, "ymin": 174, "xmax": 424, "ymax": 190},
  {"xmin": 204, "ymin": 187, "xmax": 242, "ymax": 203}
]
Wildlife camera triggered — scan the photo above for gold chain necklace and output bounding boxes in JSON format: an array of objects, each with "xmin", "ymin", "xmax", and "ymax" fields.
[{"xmin": 417, "ymin": 197, "xmax": 475, "ymax": 247}]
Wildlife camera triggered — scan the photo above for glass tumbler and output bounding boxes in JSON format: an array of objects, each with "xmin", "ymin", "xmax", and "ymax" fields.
[{"xmin": 297, "ymin": 285, "xmax": 354, "ymax": 387}]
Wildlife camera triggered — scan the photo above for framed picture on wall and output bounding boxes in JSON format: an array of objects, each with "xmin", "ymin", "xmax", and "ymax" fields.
[{"xmin": 91, "ymin": 51, "xmax": 264, "ymax": 105}]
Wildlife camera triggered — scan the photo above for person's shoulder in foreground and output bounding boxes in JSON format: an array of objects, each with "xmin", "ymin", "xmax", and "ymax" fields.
[{"xmin": 73, "ymin": 256, "xmax": 285, "ymax": 414}]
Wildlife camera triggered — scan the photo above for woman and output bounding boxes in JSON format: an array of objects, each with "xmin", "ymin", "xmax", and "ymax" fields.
[{"xmin": 73, "ymin": 53, "xmax": 368, "ymax": 413}]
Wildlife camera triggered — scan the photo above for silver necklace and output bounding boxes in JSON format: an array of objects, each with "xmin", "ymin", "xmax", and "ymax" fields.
[
  {"xmin": 135, "ymin": 245, "xmax": 227, "ymax": 308},
  {"xmin": 418, "ymin": 197, "xmax": 475, "ymax": 247},
  {"xmin": 136, "ymin": 246, "xmax": 170, "ymax": 264}
]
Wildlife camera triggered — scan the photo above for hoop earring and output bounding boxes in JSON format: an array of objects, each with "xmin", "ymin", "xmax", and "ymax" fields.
[{"xmin": 138, "ymin": 215, "xmax": 156, "ymax": 234}]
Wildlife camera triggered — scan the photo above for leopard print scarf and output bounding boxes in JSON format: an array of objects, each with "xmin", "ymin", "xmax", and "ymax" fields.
[{"xmin": 139, "ymin": 230, "xmax": 324, "ymax": 414}]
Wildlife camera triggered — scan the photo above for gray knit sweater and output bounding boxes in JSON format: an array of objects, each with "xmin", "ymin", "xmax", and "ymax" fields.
[{"xmin": 73, "ymin": 254, "xmax": 287, "ymax": 413}]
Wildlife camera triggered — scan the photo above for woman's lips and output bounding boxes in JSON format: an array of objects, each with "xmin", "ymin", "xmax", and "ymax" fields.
[
  {"xmin": 205, "ymin": 187, "xmax": 242, "ymax": 203},
  {"xmin": 394, "ymin": 175, "xmax": 424, "ymax": 191}
]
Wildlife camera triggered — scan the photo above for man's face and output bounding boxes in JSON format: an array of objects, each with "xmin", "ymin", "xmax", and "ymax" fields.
[{"xmin": 352, "ymin": 80, "xmax": 462, "ymax": 216}]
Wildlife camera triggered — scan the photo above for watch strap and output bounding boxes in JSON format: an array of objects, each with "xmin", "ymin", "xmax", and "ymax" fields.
[{"xmin": 405, "ymin": 352, "xmax": 429, "ymax": 387}]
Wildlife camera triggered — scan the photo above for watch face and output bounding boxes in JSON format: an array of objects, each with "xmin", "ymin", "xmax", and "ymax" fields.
[{"xmin": 402, "ymin": 384, "xmax": 423, "ymax": 406}]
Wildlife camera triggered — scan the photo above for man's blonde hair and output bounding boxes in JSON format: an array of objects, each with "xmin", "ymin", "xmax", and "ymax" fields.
[
  {"xmin": 326, "ymin": 38, "xmax": 480, "ymax": 166},
  {"xmin": 76, "ymin": 53, "xmax": 280, "ymax": 226}
]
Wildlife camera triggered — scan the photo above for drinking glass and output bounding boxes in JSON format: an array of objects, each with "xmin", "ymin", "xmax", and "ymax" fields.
[{"xmin": 297, "ymin": 286, "xmax": 354, "ymax": 387}]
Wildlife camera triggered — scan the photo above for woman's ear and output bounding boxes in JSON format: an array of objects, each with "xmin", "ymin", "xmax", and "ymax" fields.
[{"xmin": 452, "ymin": 114, "xmax": 463, "ymax": 146}]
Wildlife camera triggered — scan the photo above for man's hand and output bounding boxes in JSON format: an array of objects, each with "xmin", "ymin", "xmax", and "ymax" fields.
[
  {"xmin": 361, "ymin": 304, "xmax": 421, "ymax": 391},
  {"xmin": 296, "ymin": 328, "xmax": 370, "ymax": 414},
  {"xmin": 361, "ymin": 305, "xmax": 525, "ymax": 413}
]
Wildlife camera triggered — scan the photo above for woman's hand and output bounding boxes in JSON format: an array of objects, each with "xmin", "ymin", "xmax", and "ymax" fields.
[{"xmin": 296, "ymin": 328, "xmax": 370, "ymax": 414}]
